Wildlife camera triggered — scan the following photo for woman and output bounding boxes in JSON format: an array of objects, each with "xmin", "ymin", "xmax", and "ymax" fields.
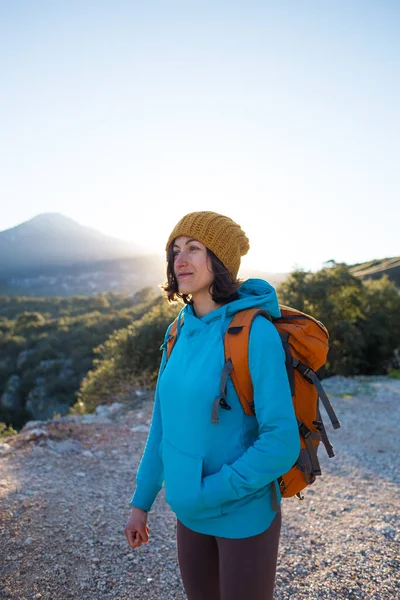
[{"xmin": 124, "ymin": 211, "xmax": 300, "ymax": 600}]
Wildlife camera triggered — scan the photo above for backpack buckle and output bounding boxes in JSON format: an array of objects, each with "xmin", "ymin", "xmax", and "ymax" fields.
[
  {"xmin": 312, "ymin": 419, "xmax": 323, "ymax": 432},
  {"xmin": 298, "ymin": 422, "xmax": 311, "ymax": 439},
  {"xmin": 301, "ymin": 367, "xmax": 313, "ymax": 384},
  {"xmin": 219, "ymin": 398, "xmax": 232, "ymax": 411},
  {"xmin": 293, "ymin": 359, "xmax": 314, "ymax": 384}
]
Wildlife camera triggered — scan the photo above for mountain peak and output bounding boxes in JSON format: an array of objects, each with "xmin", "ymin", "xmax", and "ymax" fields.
[
  {"xmin": 0, "ymin": 213, "xmax": 150, "ymax": 272},
  {"xmin": 2, "ymin": 213, "xmax": 82, "ymax": 235},
  {"xmin": 28, "ymin": 212, "xmax": 76, "ymax": 224}
]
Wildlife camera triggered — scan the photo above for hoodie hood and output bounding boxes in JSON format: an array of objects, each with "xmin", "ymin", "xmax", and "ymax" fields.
[{"xmin": 176, "ymin": 278, "xmax": 281, "ymax": 340}]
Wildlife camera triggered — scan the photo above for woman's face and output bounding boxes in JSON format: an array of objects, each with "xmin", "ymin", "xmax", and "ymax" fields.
[{"xmin": 172, "ymin": 236, "xmax": 214, "ymax": 298}]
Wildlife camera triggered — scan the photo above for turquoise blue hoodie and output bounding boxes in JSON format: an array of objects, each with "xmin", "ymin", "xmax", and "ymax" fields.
[{"xmin": 130, "ymin": 279, "xmax": 300, "ymax": 538}]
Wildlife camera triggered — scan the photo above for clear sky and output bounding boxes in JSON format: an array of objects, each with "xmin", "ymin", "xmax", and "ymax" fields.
[{"xmin": 0, "ymin": 0, "xmax": 399, "ymax": 273}]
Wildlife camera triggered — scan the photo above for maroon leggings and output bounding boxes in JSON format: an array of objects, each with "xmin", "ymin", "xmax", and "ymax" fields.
[{"xmin": 176, "ymin": 510, "xmax": 282, "ymax": 600}]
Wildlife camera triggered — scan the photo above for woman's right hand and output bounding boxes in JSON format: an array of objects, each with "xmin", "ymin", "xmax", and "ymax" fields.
[{"xmin": 124, "ymin": 506, "xmax": 150, "ymax": 549}]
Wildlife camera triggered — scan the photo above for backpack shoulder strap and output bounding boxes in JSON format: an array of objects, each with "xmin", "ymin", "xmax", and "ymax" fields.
[
  {"xmin": 166, "ymin": 319, "xmax": 178, "ymax": 361},
  {"xmin": 160, "ymin": 312, "xmax": 185, "ymax": 363},
  {"xmin": 224, "ymin": 308, "xmax": 272, "ymax": 415}
]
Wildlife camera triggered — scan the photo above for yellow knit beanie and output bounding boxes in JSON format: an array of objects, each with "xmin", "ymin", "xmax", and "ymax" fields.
[{"xmin": 166, "ymin": 211, "xmax": 250, "ymax": 278}]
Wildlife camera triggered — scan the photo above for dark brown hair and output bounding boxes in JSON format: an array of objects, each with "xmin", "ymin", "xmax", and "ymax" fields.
[{"xmin": 161, "ymin": 241, "xmax": 242, "ymax": 305}]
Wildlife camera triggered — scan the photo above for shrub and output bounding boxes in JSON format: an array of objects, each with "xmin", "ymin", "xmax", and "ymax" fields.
[
  {"xmin": 0, "ymin": 422, "xmax": 17, "ymax": 438},
  {"xmin": 73, "ymin": 298, "xmax": 179, "ymax": 413},
  {"xmin": 389, "ymin": 369, "xmax": 400, "ymax": 379},
  {"xmin": 278, "ymin": 264, "xmax": 400, "ymax": 376}
]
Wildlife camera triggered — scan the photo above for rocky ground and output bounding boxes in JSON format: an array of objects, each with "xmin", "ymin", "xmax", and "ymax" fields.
[{"xmin": 0, "ymin": 376, "xmax": 399, "ymax": 600}]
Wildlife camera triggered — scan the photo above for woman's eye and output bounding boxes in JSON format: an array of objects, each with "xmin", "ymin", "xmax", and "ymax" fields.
[{"xmin": 172, "ymin": 246, "xmax": 199, "ymax": 258}]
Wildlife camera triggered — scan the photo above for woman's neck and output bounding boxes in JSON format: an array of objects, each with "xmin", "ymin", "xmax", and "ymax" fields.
[{"xmin": 191, "ymin": 294, "xmax": 223, "ymax": 318}]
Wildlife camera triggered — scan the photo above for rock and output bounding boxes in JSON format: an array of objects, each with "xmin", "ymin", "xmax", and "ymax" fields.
[
  {"xmin": 25, "ymin": 385, "xmax": 49, "ymax": 419},
  {"xmin": 374, "ymin": 524, "xmax": 396, "ymax": 538},
  {"xmin": 48, "ymin": 439, "xmax": 83, "ymax": 454},
  {"xmin": 81, "ymin": 450, "xmax": 94, "ymax": 457},
  {"xmin": 0, "ymin": 375, "xmax": 22, "ymax": 410},
  {"xmin": 23, "ymin": 429, "xmax": 49, "ymax": 442},
  {"xmin": 22, "ymin": 420, "xmax": 46, "ymax": 431},
  {"xmin": 80, "ymin": 414, "xmax": 112, "ymax": 424},
  {"xmin": 0, "ymin": 443, "xmax": 11, "ymax": 453},
  {"xmin": 56, "ymin": 358, "xmax": 75, "ymax": 381},
  {"xmin": 131, "ymin": 425, "xmax": 150, "ymax": 433},
  {"xmin": 25, "ymin": 538, "xmax": 32, "ymax": 545},
  {"xmin": 95, "ymin": 402, "xmax": 124, "ymax": 418},
  {"xmin": 25, "ymin": 384, "xmax": 70, "ymax": 421}
]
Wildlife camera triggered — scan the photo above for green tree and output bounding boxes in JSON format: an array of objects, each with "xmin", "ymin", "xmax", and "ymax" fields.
[
  {"xmin": 14, "ymin": 312, "xmax": 45, "ymax": 333},
  {"xmin": 278, "ymin": 264, "xmax": 400, "ymax": 376},
  {"xmin": 359, "ymin": 275, "xmax": 400, "ymax": 373}
]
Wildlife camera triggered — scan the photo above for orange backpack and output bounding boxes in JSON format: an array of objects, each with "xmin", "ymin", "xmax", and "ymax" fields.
[{"xmin": 165, "ymin": 306, "xmax": 341, "ymax": 510}]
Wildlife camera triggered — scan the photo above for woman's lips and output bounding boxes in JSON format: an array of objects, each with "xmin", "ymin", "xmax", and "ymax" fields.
[{"xmin": 178, "ymin": 273, "xmax": 193, "ymax": 279}]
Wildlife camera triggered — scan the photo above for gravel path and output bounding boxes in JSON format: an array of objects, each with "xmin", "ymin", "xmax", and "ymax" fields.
[{"xmin": 0, "ymin": 376, "xmax": 399, "ymax": 600}]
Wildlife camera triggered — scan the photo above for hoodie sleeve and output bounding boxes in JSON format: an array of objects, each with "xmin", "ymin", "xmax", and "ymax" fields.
[
  {"xmin": 201, "ymin": 315, "xmax": 300, "ymax": 508},
  {"xmin": 129, "ymin": 338, "xmax": 169, "ymax": 512}
]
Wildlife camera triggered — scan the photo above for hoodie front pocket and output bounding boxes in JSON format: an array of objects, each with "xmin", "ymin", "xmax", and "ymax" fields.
[
  {"xmin": 162, "ymin": 438, "xmax": 222, "ymax": 519},
  {"xmin": 220, "ymin": 483, "xmax": 271, "ymax": 516}
]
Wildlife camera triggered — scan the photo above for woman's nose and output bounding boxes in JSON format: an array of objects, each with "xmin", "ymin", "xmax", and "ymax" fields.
[{"xmin": 174, "ymin": 252, "xmax": 188, "ymax": 267}]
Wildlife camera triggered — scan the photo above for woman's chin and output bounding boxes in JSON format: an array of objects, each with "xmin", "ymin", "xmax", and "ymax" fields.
[{"xmin": 178, "ymin": 284, "xmax": 192, "ymax": 294}]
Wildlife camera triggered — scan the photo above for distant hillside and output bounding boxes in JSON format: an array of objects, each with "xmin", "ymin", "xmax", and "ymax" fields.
[
  {"xmin": 238, "ymin": 267, "xmax": 288, "ymax": 289},
  {"xmin": 241, "ymin": 258, "xmax": 400, "ymax": 290},
  {"xmin": 1, "ymin": 213, "xmax": 396, "ymax": 296},
  {"xmin": 0, "ymin": 213, "xmax": 291, "ymax": 296},
  {"xmin": 349, "ymin": 257, "xmax": 400, "ymax": 288},
  {"xmin": 0, "ymin": 213, "xmax": 148, "ymax": 272},
  {"xmin": 0, "ymin": 213, "xmax": 167, "ymax": 296},
  {"xmin": 0, "ymin": 255, "xmax": 166, "ymax": 297}
]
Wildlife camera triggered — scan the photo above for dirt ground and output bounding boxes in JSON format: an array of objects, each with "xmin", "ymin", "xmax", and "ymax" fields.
[{"xmin": 1, "ymin": 377, "xmax": 399, "ymax": 599}]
